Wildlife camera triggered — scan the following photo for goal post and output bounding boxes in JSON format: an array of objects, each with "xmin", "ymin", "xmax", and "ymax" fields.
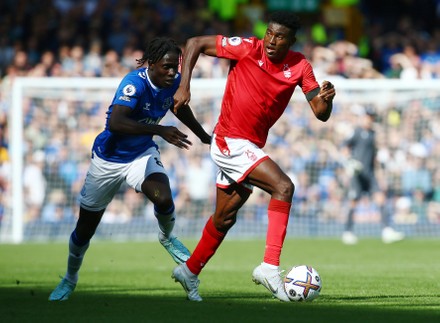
[{"xmin": 2, "ymin": 77, "xmax": 440, "ymax": 243}]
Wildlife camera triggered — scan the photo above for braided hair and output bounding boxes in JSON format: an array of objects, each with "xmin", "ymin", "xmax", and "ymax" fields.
[
  {"xmin": 268, "ymin": 11, "xmax": 302, "ymax": 37},
  {"xmin": 136, "ymin": 37, "xmax": 182, "ymax": 68}
]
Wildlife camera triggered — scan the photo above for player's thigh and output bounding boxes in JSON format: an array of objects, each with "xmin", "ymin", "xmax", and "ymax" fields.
[
  {"xmin": 210, "ymin": 134, "xmax": 267, "ymax": 190},
  {"xmin": 126, "ymin": 146, "xmax": 168, "ymax": 194},
  {"xmin": 79, "ymin": 155, "xmax": 126, "ymax": 211},
  {"xmin": 247, "ymin": 158, "xmax": 294, "ymax": 198}
]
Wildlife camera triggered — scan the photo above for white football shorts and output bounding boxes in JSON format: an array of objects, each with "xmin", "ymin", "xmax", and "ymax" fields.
[
  {"xmin": 210, "ymin": 134, "xmax": 269, "ymax": 191},
  {"xmin": 79, "ymin": 146, "xmax": 166, "ymax": 211}
]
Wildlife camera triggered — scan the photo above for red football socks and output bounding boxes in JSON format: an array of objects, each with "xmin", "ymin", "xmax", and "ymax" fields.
[
  {"xmin": 186, "ymin": 216, "xmax": 226, "ymax": 275},
  {"xmin": 263, "ymin": 198, "xmax": 291, "ymax": 266}
]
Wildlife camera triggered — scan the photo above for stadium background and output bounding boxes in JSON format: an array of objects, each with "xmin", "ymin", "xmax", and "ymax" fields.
[{"xmin": 0, "ymin": 0, "xmax": 439, "ymax": 242}]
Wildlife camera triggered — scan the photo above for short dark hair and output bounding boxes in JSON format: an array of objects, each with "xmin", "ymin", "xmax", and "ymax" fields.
[
  {"xmin": 136, "ymin": 37, "xmax": 182, "ymax": 67},
  {"xmin": 268, "ymin": 11, "xmax": 301, "ymax": 36}
]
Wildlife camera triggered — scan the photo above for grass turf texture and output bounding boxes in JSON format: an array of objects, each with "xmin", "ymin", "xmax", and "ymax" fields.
[{"xmin": 1, "ymin": 239, "xmax": 439, "ymax": 322}]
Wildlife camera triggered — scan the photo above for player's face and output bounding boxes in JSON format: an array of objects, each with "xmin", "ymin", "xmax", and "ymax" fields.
[
  {"xmin": 148, "ymin": 52, "xmax": 180, "ymax": 88},
  {"xmin": 263, "ymin": 23, "xmax": 296, "ymax": 63}
]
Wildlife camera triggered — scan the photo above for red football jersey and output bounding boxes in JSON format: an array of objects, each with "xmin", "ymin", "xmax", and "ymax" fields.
[{"xmin": 214, "ymin": 35, "xmax": 319, "ymax": 148}]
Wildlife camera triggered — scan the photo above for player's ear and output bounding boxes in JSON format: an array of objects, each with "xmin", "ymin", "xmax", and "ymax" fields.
[{"xmin": 289, "ymin": 35, "xmax": 297, "ymax": 47}]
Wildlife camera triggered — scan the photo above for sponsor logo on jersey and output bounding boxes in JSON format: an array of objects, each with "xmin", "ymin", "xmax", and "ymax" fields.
[
  {"xmin": 143, "ymin": 102, "xmax": 151, "ymax": 110},
  {"xmin": 258, "ymin": 60, "xmax": 264, "ymax": 67},
  {"xmin": 138, "ymin": 117, "xmax": 162, "ymax": 125},
  {"xmin": 227, "ymin": 36, "xmax": 242, "ymax": 46},
  {"xmin": 123, "ymin": 84, "xmax": 136, "ymax": 96},
  {"xmin": 118, "ymin": 95, "xmax": 131, "ymax": 102}
]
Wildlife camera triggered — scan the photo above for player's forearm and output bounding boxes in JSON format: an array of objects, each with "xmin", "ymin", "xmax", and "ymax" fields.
[
  {"xmin": 316, "ymin": 99, "xmax": 333, "ymax": 121},
  {"xmin": 109, "ymin": 118, "xmax": 163, "ymax": 136},
  {"xmin": 310, "ymin": 81, "xmax": 335, "ymax": 121},
  {"xmin": 190, "ymin": 124, "xmax": 211, "ymax": 144},
  {"xmin": 180, "ymin": 36, "xmax": 217, "ymax": 90},
  {"xmin": 179, "ymin": 38, "xmax": 201, "ymax": 90},
  {"xmin": 309, "ymin": 96, "xmax": 333, "ymax": 122},
  {"xmin": 175, "ymin": 105, "xmax": 211, "ymax": 144}
]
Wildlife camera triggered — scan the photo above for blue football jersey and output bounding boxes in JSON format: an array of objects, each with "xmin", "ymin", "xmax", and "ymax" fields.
[{"xmin": 92, "ymin": 68, "xmax": 180, "ymax": 163}]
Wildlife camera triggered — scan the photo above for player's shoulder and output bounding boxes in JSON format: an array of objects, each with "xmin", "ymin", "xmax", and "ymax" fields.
[
  {"xmin": 125, "ymin": 67, "xmax": 149, "ymax": 83},
  {"xmin": 221, "ymin": 35, "xmax": 259, "ymax": 47},
  {"xmin": 119, "ymin": 68, "xmax": 148, "ymax": 90},
  {"xmin": 286, "ymin": 50, "xmax": 308, "ymax": 63}
]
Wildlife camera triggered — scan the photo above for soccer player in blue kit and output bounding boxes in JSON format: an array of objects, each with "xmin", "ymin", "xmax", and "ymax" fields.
[{"xmin": 49, "ymin": 37, "xmax": 211, "ymax": 301}]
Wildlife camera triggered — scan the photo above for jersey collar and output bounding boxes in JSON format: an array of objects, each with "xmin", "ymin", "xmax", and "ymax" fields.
[{"xmin": 145, "ymin": 67, "xmax": 161, "ymax": 93}]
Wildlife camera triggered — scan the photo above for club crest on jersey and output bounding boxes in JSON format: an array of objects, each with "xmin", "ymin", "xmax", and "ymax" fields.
[
  {"xmin": 162, "ymin": 97, "xmax": 173, "ymax": 110},
  {"xmin": 123, "ymin": 84, "xmax": 136, "ymax": 96},
  {"xmin": 227, "ymin": 37, "xmax": 242, "ymax": 46},
  {"xmin": 283, "ymin": 64, "xmax": 291, "ymax": 78}
]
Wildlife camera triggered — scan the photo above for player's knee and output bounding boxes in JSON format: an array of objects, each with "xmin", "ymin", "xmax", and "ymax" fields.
[
  {"xmin": 77, "ymin": 207, "xmax": 104, "ymax": 240},
  {"xmin": 276, "ymin": 177, "xmax": 295, "ymax": 199},
  {"xmin": 213, "ymin": 214, "xmax": 236, "ymax": 232}
]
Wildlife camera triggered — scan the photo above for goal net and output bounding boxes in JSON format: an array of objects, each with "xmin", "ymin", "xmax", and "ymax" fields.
[{"xmin": 2, "ymin": 77, "xmax": 440, "ymax": 243}]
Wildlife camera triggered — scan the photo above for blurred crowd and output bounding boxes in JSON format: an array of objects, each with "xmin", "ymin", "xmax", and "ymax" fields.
[
  {"xmin": 0, "ymin": 0, "xmax": 440, "ymax": 232},
  {"xmin": 0, "ymin": 0, "xmax": 439, "ymax": 81}
]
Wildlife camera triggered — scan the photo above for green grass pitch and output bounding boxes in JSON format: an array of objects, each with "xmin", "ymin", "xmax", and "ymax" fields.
[{"xmin": 1, "ymin": 238, "xmax": 439, "ymax": 322}]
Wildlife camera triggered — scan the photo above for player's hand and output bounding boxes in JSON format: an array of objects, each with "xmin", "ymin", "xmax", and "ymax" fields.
[
  {"xmin": 318, "ymin": 81, "xmax": 336, "ymax": 102},
  {"xmin": 173, "ymin": 86, "xmax": 191, "ymax": 114},
  {"xmin": 201, "ymin": 134, "xmax": 212, "ymax": 145},
  {"xmin": 159, "ymin": 126, "xmax": 192, "ymax": 149}
]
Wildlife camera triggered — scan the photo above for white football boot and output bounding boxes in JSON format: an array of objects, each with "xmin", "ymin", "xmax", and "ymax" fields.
[
  {"xmin": 342, "ymin": 231, "xmax": 359, "ymax": 245},
  {"xmin": 252, "ymin": 263, "xmax": 290, "ymax": 302},
  {"xmin": 172, "ymin": 263, "xmax": 202, "ymax": 302},
  {"xmin": 382, "ymin": 227, "xmax": 404, "ymax": 244}
]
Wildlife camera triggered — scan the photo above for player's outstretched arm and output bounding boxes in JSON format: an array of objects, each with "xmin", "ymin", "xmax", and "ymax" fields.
[
  {"xmin": 174, "ymin": 36, "xmax": 218, "ymax": 113},
  {"xmin": 173, "ymin": 104, "xmax": 211, "ymax": 145}
]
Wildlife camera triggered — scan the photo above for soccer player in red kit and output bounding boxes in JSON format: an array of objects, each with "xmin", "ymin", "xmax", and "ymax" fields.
[{"xmin": 172, "ymin": 11, "xmax": 335, "ymax": 302}]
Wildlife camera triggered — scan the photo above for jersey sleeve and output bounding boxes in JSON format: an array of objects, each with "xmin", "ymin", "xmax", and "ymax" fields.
[
  {"xmin": 112, "ymin": 74, "xmax": 144, "ymax": 109},
  {"xmin": 300, "ymin": 60, "xmax": 320, "ymax": 95},
  {"xmin": 216, "ymin": 35, "xmax": 255, "ymax": 60}
]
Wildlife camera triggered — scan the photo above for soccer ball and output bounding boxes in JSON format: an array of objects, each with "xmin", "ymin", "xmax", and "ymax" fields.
[{"xmin": 284, "ymin": 265, "xmax": 322, "ymax": 302}]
